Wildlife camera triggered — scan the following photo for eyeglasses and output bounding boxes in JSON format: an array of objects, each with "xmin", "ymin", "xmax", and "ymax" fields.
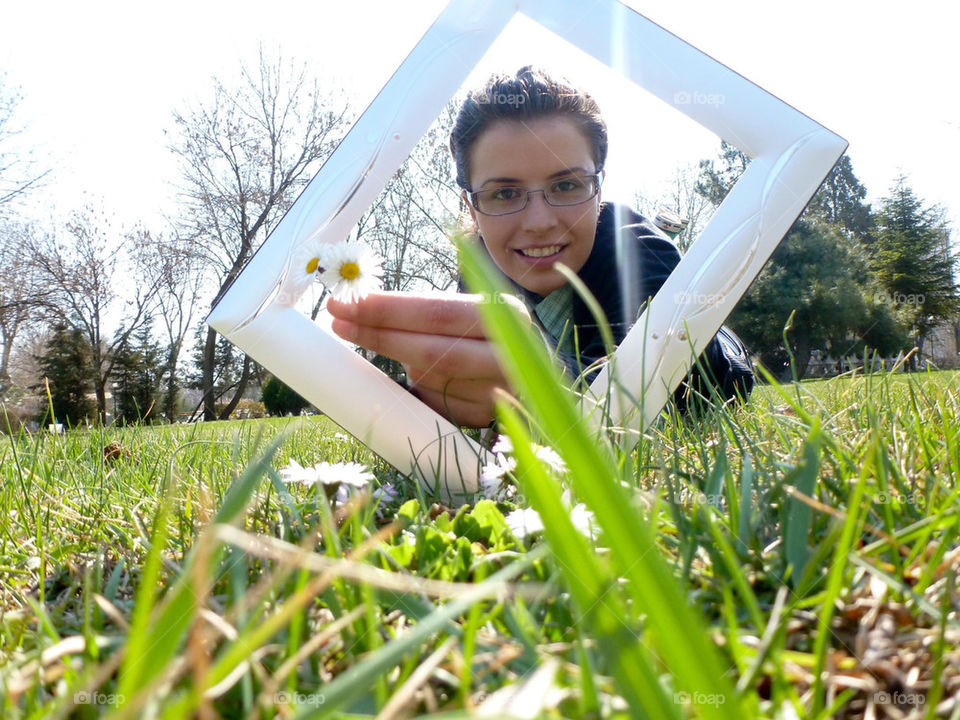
[{"xmin": 468, "ymin": 173, "xmax": 602, "ymax": 216}]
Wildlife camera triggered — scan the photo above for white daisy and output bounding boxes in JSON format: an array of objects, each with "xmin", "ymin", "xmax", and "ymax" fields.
[
  {"xmin": 488, "ymin": 435, "xmax": 567, "ymax": 475},
  {"xmin": 478, "ymin": 472, "xmax": 502, "ymax": 499},
  {"xmin": 534, "ymin": 446, "xmax": 567, "ymax": 474},
  {"xmin": 569, "ymin": 503, "xmax": 596, "ymax": 536},
  {"xmin": 312, "ymin": 461, "xmax": 374, "ymax": 488},
  {"xmin": 481, "ymin": 454, "xmax": 517, "ymax": 480},
  {"xmin": 278, "ymin": 459, "xmax": 320, "ymax": 485},
  {"xmin": 318, "ymin": 241, "xmax": 383, "ymax": 303},
  {"xmin": 506, "ymin": 492, "xmax": 596, "ymax": 542},
  {"xmin": 277, "ymin": 241, "xmax": 325, "ymax": 307},
  {"xmin": 505, "ymin": 508, "xmax": 545, "ymax": 540},
  {"xmin": 278, "ymin": 459, "xmax": 373, "ymax": 489}
]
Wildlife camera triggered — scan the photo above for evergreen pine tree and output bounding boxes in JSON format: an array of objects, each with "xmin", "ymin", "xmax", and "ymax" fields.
[
  {"xmin": 806, "ymin": 155, "xmax": 873, "ymax": 239},
  {"xmin": 695, "ymin": 140, "xmax": 749, "ymax": 206},
  {"xmin": 871, "ymin": 176, "xmax": 960, "ymax": 365},
  {"xmin": 729, "ymin": 220, "xmax": 902, "ymax": 379},
  {"xmin": 112, "ymin": 322, "xmax": 162, "ymax": 424},
  {"xmin": 696, "ymin": 143, "xmax": 907, "ymax": 377},
  {"xmin": 35, "ymin": 322, "xmax": 95, "ymax": 426}
]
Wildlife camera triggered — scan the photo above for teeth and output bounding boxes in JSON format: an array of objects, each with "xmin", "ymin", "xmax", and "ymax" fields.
[{"xmin": 520, "ymin": 245, "xmax": 562, "ymax": 258}]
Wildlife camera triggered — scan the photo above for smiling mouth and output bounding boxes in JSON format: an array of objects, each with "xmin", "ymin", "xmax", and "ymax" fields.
[{"xmin": 518, "ymin": 245, "xmax": 564, "ymax": 258}]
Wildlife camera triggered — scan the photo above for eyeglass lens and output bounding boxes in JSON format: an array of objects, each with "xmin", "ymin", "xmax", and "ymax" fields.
[{"xmin": 472, "ymin": 175, "xmax": 599, "ymax": 216}]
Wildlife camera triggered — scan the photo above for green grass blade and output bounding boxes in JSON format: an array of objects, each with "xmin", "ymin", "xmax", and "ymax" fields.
[
  {"xmin": 782, "ymin": 425, "xmax": 821, "ymax": 584},
  {"xmin": 810, "ymin": 471, "xmax": 867, "ymax": 714},
  {"xmin": 114, "ymin": 428, "xmax": 289, "ymax": 710},
  {"xmin": 115, "ymin": 453, "xmax": 177, "ymax": 704},
  {"xmin": 737, "ymin": 453, "xmax": 754, "ymax": 551},
  {"xmin": 294, "ymin": 545, "xmax": 548, "ymax": 718},
  {"xmin": 459, "ymin": 238, "xmax": 739, "ymax": 720},
  {"xmin": 498, "ymin": 405, "xmax": 679, "ymax": 719}
]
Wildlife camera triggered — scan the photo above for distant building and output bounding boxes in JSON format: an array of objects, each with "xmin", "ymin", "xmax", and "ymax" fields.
[
  {"xmin": 802, "ymin": 317, "xmax": 960, "ymax": 377},
  {"xmin": 923, "ymin": 319, "xmax": 960, "ymax": 369}
]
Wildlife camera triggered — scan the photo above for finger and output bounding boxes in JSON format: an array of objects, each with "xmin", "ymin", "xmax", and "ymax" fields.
[
  {"xmin": 412, "ymin": 385, "xmax": 494, "ymax": 429},
  {"xmin": 327, "ymin": 291, "xmax": 527, "ymax": 339},
  {"xmin": 328, "ymin": 292, "xmax": 487, "ymax": 338},
  {"xmin": 405, "ymin": 366, "xmax": 505, "ymax": 404},
  {"xmin": 331, "ymin": 319, "xmax": 503, "ymax": 379}
]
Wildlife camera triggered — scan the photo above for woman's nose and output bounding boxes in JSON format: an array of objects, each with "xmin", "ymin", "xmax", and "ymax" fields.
[{"xmin": 519, "ymin": 190, "xmax": 558, "ymax": 231}]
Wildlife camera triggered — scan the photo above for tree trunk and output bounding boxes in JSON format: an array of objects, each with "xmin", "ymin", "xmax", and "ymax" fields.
[
  {"xmin": 202, "ymin": 326, "xmax": 217, "ymax": 420},
  {"xmin": 163, "ymin": 343, "xmax": 181, "ymax": 422},
  {"xmin": 95, "ymin": 381, "xmax": 108, "ymax": 426},
  {"xmin": 0, "ymin": 337, "xmax": 12, "ymax": 393},
  {"xmin": 913, "ymin": 334, "xmax": 924, "ymax": 371},
  {"xmin": 218, "ymin": 355, "xmax": 252, "ymax": 420},
  {"xmin": 792, "ymin": 333, "xmax": 812, "ymax": 380}
]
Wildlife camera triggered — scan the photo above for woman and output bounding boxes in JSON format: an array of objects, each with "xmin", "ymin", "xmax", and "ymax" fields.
[{"xmin": 328, "ymin": 67, "xmax": 753, "ymax": 428}]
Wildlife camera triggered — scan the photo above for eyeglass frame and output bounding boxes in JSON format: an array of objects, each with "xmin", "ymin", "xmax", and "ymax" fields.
[{"xmin": 466, "ymin": 171, "xmax": 604, "ymax": 216}]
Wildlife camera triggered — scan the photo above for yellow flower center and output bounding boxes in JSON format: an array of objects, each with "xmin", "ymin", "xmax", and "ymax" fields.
[
  {"xmin": 339, "ymin": 261, "xmax": 361, "ymax": 280},
  {"xmin": 305, "ymin": 257, "xmax": 319, "ymax": 274}
]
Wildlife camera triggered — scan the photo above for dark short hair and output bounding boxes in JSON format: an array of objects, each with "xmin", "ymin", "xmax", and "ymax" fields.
[{"xmin": 449, "ymin": 66, "xmax": 608, "ymax": 190}]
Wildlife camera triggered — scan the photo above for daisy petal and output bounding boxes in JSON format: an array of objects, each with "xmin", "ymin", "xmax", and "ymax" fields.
[
  {"xmin": 534, "ymin": 445, "xmax": 567, "ymax": 474},
  {"xmin": 279, "ymin": 459, "xmax": 318, "ymax": 485},
  {"xmin": 318, "ymin": 241, "xmax": 384, "ymax": 303},
  {"xmin": 505, "ymin": 508, "xmax": 545, "ymax": 540},
  {"xmin": 478, "ymin": 473, "xmax": 502, "ymax": 499},
  {"xmin": 277, "ymin": 241, "xmax": 325, "ymax": 307},
  {"xmin": 313, "ymin": 461, "xmax": 374, "ymax": 488},
  {"xmin": 491, "ymin": 435, "xmax": 513, "ymax": 455}
]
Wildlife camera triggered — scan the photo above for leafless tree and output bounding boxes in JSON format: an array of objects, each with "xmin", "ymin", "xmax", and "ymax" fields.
[
  {"xmin": 131, "ymin": 230, "xmax": 206, "ymax": 421},
  {"xmin": 635, "ymin": 163, "xmax": 716, "ymax": 252},
  {"xmin": 0, "ymin": 220, "xmax": 52, "ymax": 391},
  {"xmin": 170, "ymin": 48, "xmax": 353, "ymax": 420},
  {"xmin": 361, "ymin": 101, "xmax": 463, "ymax": 293},
  {"xmin": 0, "ymin": 75, "xmax": 49, "ymax": 214},
  {"xmin": 30, "ymin": 207, "xmax": 162, "ymax": 423},
  {"xmin": 660, "ymin": 163, "xmax": 716, "ymax": 252}
]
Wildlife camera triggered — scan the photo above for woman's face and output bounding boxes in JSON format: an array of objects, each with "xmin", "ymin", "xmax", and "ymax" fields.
[{"xmin": 464, "ymin": 116, "xmax": 601, "ymax": 297}]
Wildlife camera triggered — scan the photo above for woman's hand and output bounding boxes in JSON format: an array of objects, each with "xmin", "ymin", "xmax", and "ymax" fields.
[{"xmin": 327, "ymin": 291, "xmax": 528, "ymax": 428}]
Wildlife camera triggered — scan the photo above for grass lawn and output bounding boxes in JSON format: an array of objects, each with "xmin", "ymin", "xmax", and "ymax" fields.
[{"xmin": 1, "ymin": 366, "xmax": 959, "ymax": 719}]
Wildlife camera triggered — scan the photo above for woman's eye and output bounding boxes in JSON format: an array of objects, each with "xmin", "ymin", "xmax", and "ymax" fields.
[
  {"xmin": 552, "ymin": 178, "xmax": 585, "ymax": 193},
  {"xmin": 490, "ymin": 187, "xmax": 521, "ymax": 201}
]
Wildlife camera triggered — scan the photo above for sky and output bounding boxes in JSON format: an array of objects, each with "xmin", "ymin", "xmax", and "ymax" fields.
[{"xmin": 2, "ymin": 0, "xmax": 958, "ymax": 238}]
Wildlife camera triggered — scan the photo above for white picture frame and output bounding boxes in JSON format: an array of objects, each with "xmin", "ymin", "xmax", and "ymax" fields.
[{"xmin": 206, "ymin": 0, "xmax": 847, "ymax": 497}]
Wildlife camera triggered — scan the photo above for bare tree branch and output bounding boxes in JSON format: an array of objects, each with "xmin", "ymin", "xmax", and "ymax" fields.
[
  {"xmin": 0, "ymin": 75, "xmax": 49, "ymax": 215},
  {"xmin": 170, "ymin": 47, "xmax": 353, "ymax": 420},
  {"xmin": 29, "ymin": 208, "xmax": 162, "ymax": 424}
]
